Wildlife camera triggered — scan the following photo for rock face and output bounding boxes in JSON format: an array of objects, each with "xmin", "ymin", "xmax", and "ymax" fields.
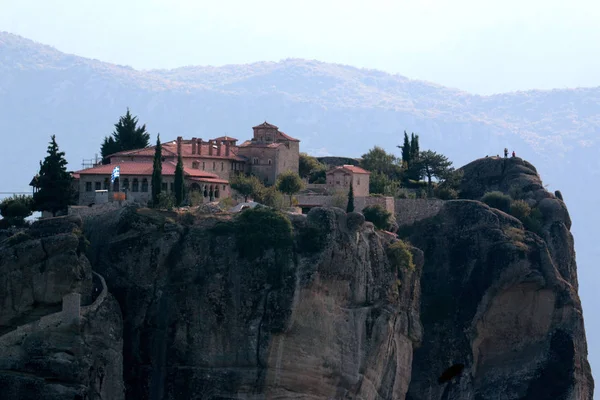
[
  {"xmin": 0, "ymin": 156, "xmax": 593, "ymax": 399},
  {"xmin": 0, "ymin": 216, "xmax": 124, "ymax": 399},
  {"xmin": 84, "ymin": 206, "xmax": 423, "ymax": 399},
  {"xmin": 403, "ymin": 157, "xmax": 594, "ymax": 399}
]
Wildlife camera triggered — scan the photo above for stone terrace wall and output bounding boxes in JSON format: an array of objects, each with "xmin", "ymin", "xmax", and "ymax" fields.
[
  {"xmin": 296, "ymin": 195, "xmax": 394, "ymax": 213},
  {"xmin": 395, "ymin": 199, "xmax": 446, "ymax": 226},
  {"xmin": 68, "ymin": 201, "xmax": 128, "ymax": 218}
]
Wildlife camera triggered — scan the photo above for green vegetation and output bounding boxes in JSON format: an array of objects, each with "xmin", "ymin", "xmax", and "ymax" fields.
[
  {"xmin": 174, "ymin": 154, "xmax": 185, "ymax": 206},
  {"xmin": 387, "ymin": 240, "xmax": 415, "ymax": 273},
  {"xmin": 234, "ymin": 207, "xmax": 294, "ymax": 259},
  {"xmin": 481, "ymin": 191, "xmax": 512, "ymax": 213},
  {"xmin": 254, "ymin": 186, "xmax": 286, "ymax": 209},
  {"xmin": 509, "ymin": 199, "xmax": 531, "ymax": 220},
  {"xmin": 346, "ymin": 184, "xmax": 355, "ymax": 213},
  {"xmin": 0, "ymin": 195, "xmax": 33, "ymax": 228},
  {"xmin": 360, "ymin": 147, "xmax": 403, "ymax": 194},
  {"xmin": 362, "ymin": 204, "xmax": 393, "ymax": 230},
  {"xmin": 33, "ymin": 135, "xmax": 75, "ymax": 217},
  {"xmin": 276, "ymin": 171, "xmax": 304, "ymax": 206},
  {"xmin": 230, "ymin": 174, "xmax": 263, "ymax": 202},
  {"xmin": 151, "ymin": 135, "xmax": 162, "ymax": 206},
  {"xmin": 434, "ymin": 186, "xmax": 459, "ymax": 200},
  {"xmin": 414, "ymin": 150, "xmax": 454, "ymax": 196},
  {"xmin": 299, "ymin": 153, "xmax": 327, "ymax": 183},
  {"xmin": 398, "ymin": 131, "xmax": 421, "ymax": 181},
  {"xmin": 156, "ymin": 193, "xmax": 175, "ymax": 210},
  {"xmin": 101, "ymin": 108, "xmax": 150, "ymax": 163}
]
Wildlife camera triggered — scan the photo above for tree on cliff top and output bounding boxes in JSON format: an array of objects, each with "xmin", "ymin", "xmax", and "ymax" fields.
[
  {"xmin": 0, "ymin": 195, "xmax": 33, "ymax": 227},
  {"xmin": 33, "ymin": 135, "xmax": 75, "ymax": 217},
  {"xmin": 174, "ymin": 154, "xmax": 185, "ymax": 206},
  {"xmin": 101, "ymin": 108, "xmax": 150, "ymax": 163},
  {"xmin": 276, "ymin": 171, "xmax": 304, "ymax": 206},
  {"xmin": 414, "ymin": 150, "xmax": 454, "ymax": 195},
  {"xmin": 151, "ymin": 135, "xmax": 162, "ymax": 206},
  {"xmin": 231, "ymin": 174, "xmax": 263, "ymax": 202}
]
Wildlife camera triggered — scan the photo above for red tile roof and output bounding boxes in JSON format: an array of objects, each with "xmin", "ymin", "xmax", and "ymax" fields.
[
  {"xmin": 276, "ymin": 130, "xmax": 300, "ymax": 142},
  {"xmin": 253, "ymin": 121, "xmax": 279, "ymax": 129},
  {"xmin": 327, "ymin": 165, "xmax": 371, "ymax": 175},
  {"xmin": 189, "ymin": 177, "xmax": 229, "ymax": 184},
  {"xmin": 213, "ymin": 136, "xmax": 238, "ymax": 142},
  {"xmin": 75, "ymin": 161, "xmax": 221, "ymax": 180}
]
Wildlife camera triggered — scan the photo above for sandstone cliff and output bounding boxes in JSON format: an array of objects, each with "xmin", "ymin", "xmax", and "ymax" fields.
[
  {"xmin": 0, "ymin": 216, "xmax": 124, "ymax": 399},
  {"xmin": 0, "ymin": 156, "xmax": 593, "ymax": 400},
  {"xmin": 403, "ymin": 156, "xmax": 593, "ymax": 399},
  {"xmin": 84, "ymin": 206, "xmax": 422, "ymax": 399}
]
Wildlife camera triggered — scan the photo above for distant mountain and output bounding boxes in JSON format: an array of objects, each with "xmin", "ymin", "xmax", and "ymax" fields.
[{"xmin": 0, "ymin": 32, "xmax": 599, "ymax": 393}]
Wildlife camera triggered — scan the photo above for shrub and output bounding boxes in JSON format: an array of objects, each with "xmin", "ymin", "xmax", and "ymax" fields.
[
  {"xmin": 218, "ymin": 197, "xmax": 235, "ymax": 210},
  {"xmin": 522, "ymin": 207, "xmax": 544, "ymax": 236},
  {"xmin": 0, "ymin": 195, "xmax": 33, "ymax": 227},
  {"xmin": 509, "ymin": 200, "xmax": 531, "ymax": 220},
  {"xmin": 189, "ymin": 191, "xmax": 204, "ymax": 207},
  {"xmin": 234, "ymin": 207, "xmax": 293, "ymax": 259},
  {"xmin": 330, "ymin": 190, "xmax": 347, "ymax": 209},
  {"xmin": 416, "ymin": 188, "xmax": 428, "ymax": 199},
  {"xmin": 481, "ymin": 191, "xmax": 512, "ymax": 213},
  {"xmin": 255, "ymin": 186, "xmax": 286, "ymax": 209},
  {"xmin": 396, "ymin": 190, "xmax": 409, "ymax": 199},
  {"xmin": 156, "ymin": 193, "xmax": 175, "ymax": 210},
  {"xmin": 387, "ymin": 240, "xmax": 415, "ymax": 273},
  {"xmin": 435, "ymin": 187, "xmax": 458, "ymax": 200},
  {"xmin": 362, "ymin": 204, "xmax": 393, "ymax": 230}
]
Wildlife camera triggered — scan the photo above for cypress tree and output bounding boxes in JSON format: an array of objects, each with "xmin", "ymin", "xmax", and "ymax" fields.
[
  {"xmin": 346, "ymin": 183, "xmax": 355, "ymax": 213},
  {"xmin": 410, "ymin": 133, "xmax": 420, "ymax": 164},
  {"xmin": 174, "ymin": 154, "xmax": 185, "ymax": 206},
  {"xmin": 401, "ymin": 131, "xmax": 411, "ymax": 167},
  {"xmin": 151, "ymin": 135, "xmax": 162, "ymax": 206}
]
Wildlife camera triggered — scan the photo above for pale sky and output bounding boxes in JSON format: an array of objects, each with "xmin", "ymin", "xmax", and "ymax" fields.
[{"xmin": 1, "ymin": 0, "xmax": 600, "ymax": 94}]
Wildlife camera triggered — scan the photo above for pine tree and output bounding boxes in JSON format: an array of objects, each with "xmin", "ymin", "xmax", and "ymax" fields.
[
  {"xmin": 33, "ymin": 135, "xmax": 74, "ymax": 216},
  {"xmin": 101, "ymin": 108, "xmax": 150, "ymax": 163},
  {"xmin": 151, "ymin": 135, "xmax": 163, "ymax": 206},
  {"xmin": 174, "ymin": 154, "xmax": 185, "ymax": 206},
  {"xmin": 346, "ymin": 184, "xmax": 355, "ymax": 213}
]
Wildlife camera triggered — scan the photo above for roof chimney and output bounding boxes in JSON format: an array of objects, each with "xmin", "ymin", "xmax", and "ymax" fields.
[
  {"xmin": 208, "ymin": 140, "xmax": 213, "ymax": 156},
  {"xmin": 198, "ymin": 139, "xmax": 202, "ymax": 155},
  {"xmin": 177, "ymin": 136, "xmax": 183, "ymax": 156},
  {"xmin": 192, "ymin": 137, "xmax": 197, "ymax": 154},
  {"xmin": 225, "ymin": 142, "xmax": 230, "ymax": 156},
  {"xmin": 217, "ymin": 142, "xmax": 222, "ymax": 156}
]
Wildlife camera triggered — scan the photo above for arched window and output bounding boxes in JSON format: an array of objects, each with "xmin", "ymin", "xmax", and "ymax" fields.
[
  {"xmin": 215, "ymin": 188, "xmax": 220, "ymax": 198},
  {"xmin": 141, "ymin": 179, "xmax": 149, "ymax": 192},
  {"xmin": 132, "ymin": 179, "xmax": 139, "ymax": 192},
  {"xmin": 268, "ymin": 159, "xmax": 272, "ymax": 165},
  {"xmin": 123, "ymin": 178, "xmax": 130, "ymax": 190},
  {"xmin": 253, "ymin": 157, "xmax": 259, "ymax": 165}
]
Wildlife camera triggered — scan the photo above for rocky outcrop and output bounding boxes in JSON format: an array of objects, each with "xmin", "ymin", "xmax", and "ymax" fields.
[
  {"xmin": 0, "ymin": 216, "xmax": 124, "ymax": 399},
  {"xmin": 84, "ymin": 206, "xmax": 422, "ymax": 399},
  {"xmin": 402, "ymin": 157, "xmax": 594, "ymax": 399}
]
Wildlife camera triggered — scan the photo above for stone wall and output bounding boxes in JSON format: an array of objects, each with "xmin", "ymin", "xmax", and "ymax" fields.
[
  {"xmin": 296, "ymin": 195, "xmax": 394, "ymax": 213},
  {"xmin": 395, "ymin": 199, "xmax": 446, "ymax": 226},
  {"xmin": 69, "ymin": 201, "xmax": 128, "ymax": 218}
]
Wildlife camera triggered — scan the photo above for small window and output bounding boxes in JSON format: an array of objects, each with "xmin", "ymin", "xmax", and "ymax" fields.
[
  {"xmin": 253, "ymin": 157, "xmax": 259, "ymax": 165},
  {"xmin": 213, "ymin": 162, "xmax": 216, "ymax": 170},
  {"xmin": 95, "ymin": 182, "xmax": 101, "ymax": 190},
  {"xmin": 336, "ymin": 180, "xmax": 340, "ymax": 185},
  {"xmin": 103, "ymin": 178, "xmax": 109, "ymax": 190},
  {"xmin": 170, "ymin": 183, "xmax": 174, "ymax": 192},
  {"xmin": 85, "ymin": 182, "xmax": 92, "ymax": 192},
  {"xmin": 202, "ymin": 162, "xmax": 205, "ymax": 170},
  {"xmin": 141, "ymin": 179, "xmax": 148, "ymax": 192},
  {"xmin": 192, "ymin": 161, "xmax": 199, "ymax": 169},
  {"xmin": 357, "ymin": 178, "xmax": 361, "ymax": 185},
  {"xmin": 132, "ymin": 179, "xmax": 139, "ymax": 192},
  {"xmin": 123, "ymin": 178, "xmax": 129, "ymax": 190},
  {"xmin": 222, "ymin": 185, "xmax": 226, "ymax": 191},
  {"xmin": 221, "ymin": 162, "xmax": 224, "ymax": 171},
  {"xmin": 268, "ymin": 159, "xmax": 272, "ymax": 165},
  {"xmin": 162, "ymin": 183, "xmax": 168, "ymax": 192}
]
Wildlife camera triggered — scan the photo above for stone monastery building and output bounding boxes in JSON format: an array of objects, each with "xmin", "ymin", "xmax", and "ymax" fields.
[{"xmin": 74, "ymin": 122, "xmax": 300, "ymax": 205}]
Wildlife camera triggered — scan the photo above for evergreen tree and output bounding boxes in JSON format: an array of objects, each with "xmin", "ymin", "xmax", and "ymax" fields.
[
  {"xmin": 413, "ymin": 150, "xmax": 454, "ymax": 195},
  {"xmin": 231, "ymin": 174, "xmax": 263, "ymax": 202},
  {"xmin": 410, "ymin": 133, "xmax": 420, "ymax": 162},
  {"xmin": 33, "ymin": 135, "xmax": 74, "ymax": 216},
  {"xmin": 174, "ymin": 154, "xmax": 185, "ymax": 206},
  {"xmin": 346, "ymin": 184, "xmax": 355, "ymax": 213},
  {"xmin": 151, "ymin": 135, "xmax": 163, "ymax": 206},
  {"xmin": 101, "ymin": 108, "xmax": 150, "ymax": 163},
  {"xmin": 399, "ymin": 131, "xmax": 411, "ymax": 167}
]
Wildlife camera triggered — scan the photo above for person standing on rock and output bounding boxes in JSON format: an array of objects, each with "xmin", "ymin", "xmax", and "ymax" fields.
[
  {"xmin": 504, "ymin": 148, "xmax": 508, "ymax": 158},
  {"xmin": 512, "ymin": 151, "xmax": 516, "ymax": 157}
]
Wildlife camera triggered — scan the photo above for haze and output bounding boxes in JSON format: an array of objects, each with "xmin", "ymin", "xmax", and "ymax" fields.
[{"xmin": 2, "ymin": 0, "xmax": 600, "ymax": 95}]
